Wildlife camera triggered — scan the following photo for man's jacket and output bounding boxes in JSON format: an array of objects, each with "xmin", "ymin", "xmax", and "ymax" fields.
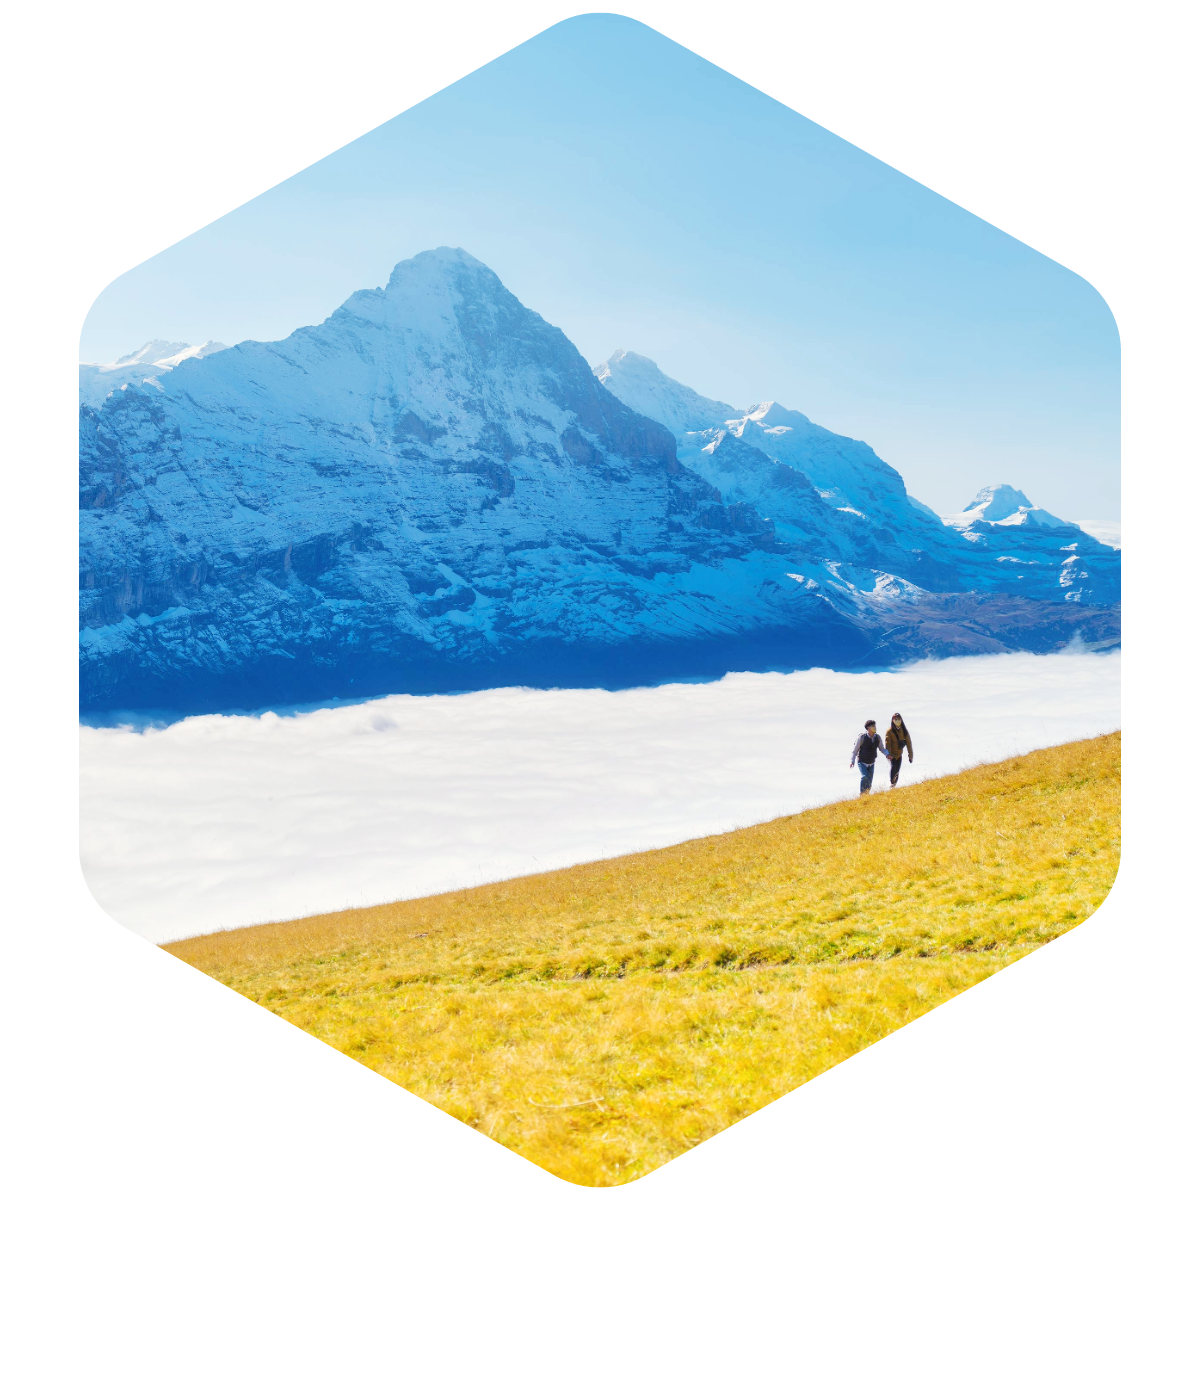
[{"xmin": 851, "ymin": 731, "xmax": 884, "ymax": 765}]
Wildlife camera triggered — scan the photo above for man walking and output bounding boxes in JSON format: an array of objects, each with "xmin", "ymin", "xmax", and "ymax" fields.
[
  {"xmin": 850, "ymin": 720, "xmax": 884, "ymax": 794},
  {"xmin": 884, "ymin": 712, "xmax": 914, "ymax": 789}
]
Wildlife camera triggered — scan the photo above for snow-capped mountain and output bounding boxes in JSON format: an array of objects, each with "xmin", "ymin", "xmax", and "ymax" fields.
[
  {"xmin": 81, "ymin": 250, "xmax": 839, "ymax": 712},
  {"xmin": 943, "ymin": 483, "xmax": 1067, "ymax": 530},
  {"xmin": 79, "ymin": 339, "xmax": 228, "ymax": 409},
  {"xmin": 684, "ymin": 399, "xmax": 912, "ymax": 517},
  {"xmin": 943, "ymin": 484, "xmax": 1121, "ymax": 556},
  {"xmin": 80, "ymin": 250, "xmax": 1119, "ymax": 715},
  {"xmin": 593, "ymin": 351, "xmax": 941, "ymax": 527},
  {"xmin": 937, "ymin": 484, "xmax": 1120, "ymax": 604},
  {"xmin": 596, "ymin": 352, "xmax": 1120, "ymax": 610},
  {"xmin": 592, "ymin": 350, "xmax": 738, "ymax": 436}
]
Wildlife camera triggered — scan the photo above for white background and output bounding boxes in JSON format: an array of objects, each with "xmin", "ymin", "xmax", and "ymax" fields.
[{"xmin": 3, "ymin": 3, "xmax": 1195, "ymax": 1396}]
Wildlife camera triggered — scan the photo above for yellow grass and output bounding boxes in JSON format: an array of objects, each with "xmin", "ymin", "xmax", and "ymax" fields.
[{"xmin": 169, "ymin": 732, "xmax": 1120, "ymax": 1187}]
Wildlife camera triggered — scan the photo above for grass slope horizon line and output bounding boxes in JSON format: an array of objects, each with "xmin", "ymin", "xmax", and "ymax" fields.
[{"xmin": 167, "ymin": 732, "xmax": 1119, "ymax": 943}]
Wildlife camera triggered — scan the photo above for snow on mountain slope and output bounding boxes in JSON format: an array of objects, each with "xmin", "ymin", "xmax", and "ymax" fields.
[
  {"xmin": 723, "ymin": 400, "xmax": 911, "ymax": 513},
  {"xmin": 592, "ymin": 355, "xmax": 972, "ymax": 592},
  {"xmin": 79, "ymin": 339, "xmax": 228, "ymax": 408},
  {"xmin": 586, "ymin": 356, "xmax": 909, "ymax": 520},
  {"xmin": 592, "ymin": 350, "xmax": 738, "ymax": 436},
  {"xmin": 670, "ymin": 422, "xmax": 956, "ymax": 593},
  {"xmin": 154, "ymin": 340, "xmax": 228, "ymax": 369},
  {"xmin": 678, "ymin": 404, "xmax": 972, "ymax": 588}
]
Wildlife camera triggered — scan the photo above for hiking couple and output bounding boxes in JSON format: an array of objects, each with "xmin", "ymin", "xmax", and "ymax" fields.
[{"xmin": 851, "ymin": 714, "xmax": 913, "ymax": 795}]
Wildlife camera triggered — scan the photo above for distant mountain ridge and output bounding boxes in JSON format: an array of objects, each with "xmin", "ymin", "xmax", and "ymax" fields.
[
  {"xmin": 593, "ymin": 351, "xmax": 1119, "ymax": 610},
  {"xmin": 79, "ymin": 249, "xmax": 1118, "ymax": 715},
  {"xmin": 79, "ymin": 340, "xmax": 228, "ymax": 409}
]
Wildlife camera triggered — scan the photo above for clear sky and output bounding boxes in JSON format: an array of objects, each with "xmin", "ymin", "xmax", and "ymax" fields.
[{"xmin": 80, "ymin": 13, "xmax": 1120, "ymax": 521}]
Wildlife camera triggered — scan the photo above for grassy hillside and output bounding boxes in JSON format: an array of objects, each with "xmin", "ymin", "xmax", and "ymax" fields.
[{"xmin": 169, "ymin": 733, "xmax": 1120, "ymax": 1187}]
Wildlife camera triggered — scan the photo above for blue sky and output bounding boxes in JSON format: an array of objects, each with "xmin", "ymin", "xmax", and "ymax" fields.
[{"xmin": 80, "ymin": 13, "xmax": 1119, "ymax": 521}]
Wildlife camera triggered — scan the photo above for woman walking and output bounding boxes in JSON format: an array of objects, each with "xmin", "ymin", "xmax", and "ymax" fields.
[{"xmin": 884, "ymin": 713, "xmax": 913, "ymax": 788}]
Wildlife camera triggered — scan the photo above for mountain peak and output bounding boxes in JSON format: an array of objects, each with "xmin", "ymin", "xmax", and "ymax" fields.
[
  {"xmin": 946, "ymin": 483, "xmax": 1075, "ymax": 533},
  {"xmin": 961, "ymin": 484, "xmax": 1034, "ymax": 520},
  {"xmin": 327, "ymin": 247, "xmax": 517, "ymax": 337},
  {"xmin": 745, "ymin": 400, "xmax": 813, "ymax": 430},
  {"xmin": 385, "ymin": 246, "xmax": 487, "ymax": 285},
  {"xmin": 592, "ymin": 349, "xmax": 738, "ymax": 437},
  {"xmin": 599, "ymin": 349, "xmax": 656, "ymax": 373}
]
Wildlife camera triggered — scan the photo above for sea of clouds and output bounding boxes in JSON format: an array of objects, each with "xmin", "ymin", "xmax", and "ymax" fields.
[{"xmin": 79, "ymin": 650, "xmax": 1120, "ymax": 944}]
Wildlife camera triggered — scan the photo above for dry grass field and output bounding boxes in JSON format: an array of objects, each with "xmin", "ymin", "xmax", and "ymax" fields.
[{"xmin": 168, "ymin": 732, "xmax": 1120, "ymax": 1187}]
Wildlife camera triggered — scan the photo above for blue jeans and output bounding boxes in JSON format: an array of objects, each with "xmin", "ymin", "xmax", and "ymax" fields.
[{"xmin": 858, "ymin": 761, "xmax": 875, "ymax": 793}]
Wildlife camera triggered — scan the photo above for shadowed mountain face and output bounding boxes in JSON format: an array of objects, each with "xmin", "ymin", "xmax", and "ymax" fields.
[{"xmin": 79, "ymin": 250, "xmax": 1118, "ymax": 716}]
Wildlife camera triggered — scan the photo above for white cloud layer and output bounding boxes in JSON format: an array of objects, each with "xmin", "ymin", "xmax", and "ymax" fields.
[{"xmin": 80, "ymin": 651, "xmax": 1120, "ymax": 944}]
